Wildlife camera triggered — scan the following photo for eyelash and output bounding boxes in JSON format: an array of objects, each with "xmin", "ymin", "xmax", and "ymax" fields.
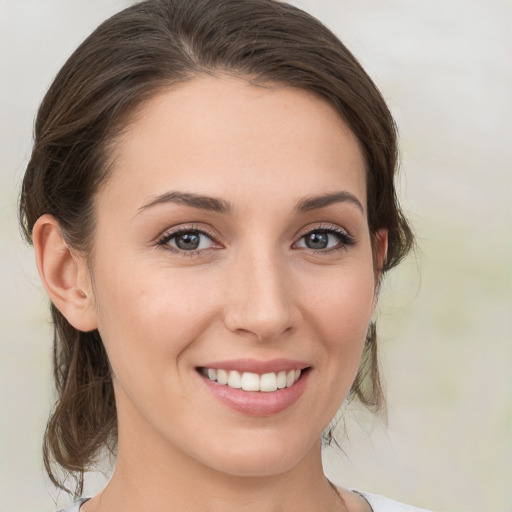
[
  {"xmin": 157, "ymin": 225, "xmax": 220, "ymax": 256},
  {"xmin": 294, "ymin": 224, "xmax": 356, "ymax": 253},
  {"xmin": 156, "ymin": 224, "xmax": 355, "ymax": 256}
]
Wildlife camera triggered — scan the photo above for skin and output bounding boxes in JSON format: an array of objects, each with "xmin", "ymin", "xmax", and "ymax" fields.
[{"xmin": 34, "ymin": 76, "xmax": 386, "ymax": 512}]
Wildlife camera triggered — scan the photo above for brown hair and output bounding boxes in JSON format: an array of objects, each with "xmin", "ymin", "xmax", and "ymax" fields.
[{"xmin": 19, "ymin": 0, "xmax": 413, "ymax": 495}]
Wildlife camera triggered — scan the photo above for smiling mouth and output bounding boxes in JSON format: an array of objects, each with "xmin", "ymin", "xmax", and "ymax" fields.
[{"xmin": 198, "ymin": 367, "xmax": 306, "ymax": 392}]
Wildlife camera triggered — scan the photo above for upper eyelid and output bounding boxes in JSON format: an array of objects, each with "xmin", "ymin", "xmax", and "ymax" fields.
[
  {"xmin": 157, "ymin": 224, "xmax": 218, "ymax": 242},
  {"xmin": 295, "ymin": 223, "xmax": 351, "ymax": 238}
]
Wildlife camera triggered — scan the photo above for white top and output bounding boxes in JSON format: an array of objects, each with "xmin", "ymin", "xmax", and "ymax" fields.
[
  {"xmin": 357, "ymin": 491, "xmax": 431, "ymax": 511},
  {"xmin": 58, "ymin": 492, "xmax": 431, "ymax": 511}
]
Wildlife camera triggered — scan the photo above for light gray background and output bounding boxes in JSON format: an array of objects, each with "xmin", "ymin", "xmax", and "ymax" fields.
[{"xmin": 0, "ymin": 1, "xmax": 510, "ymax": 511}]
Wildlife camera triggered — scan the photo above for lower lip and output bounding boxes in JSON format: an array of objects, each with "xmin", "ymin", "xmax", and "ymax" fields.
[{"xmin": 199, "ymin": 369, "xmax": 310, "ymax": 416}]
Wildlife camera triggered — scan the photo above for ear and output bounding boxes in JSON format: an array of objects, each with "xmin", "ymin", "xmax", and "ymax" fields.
[
  {"xmin": 374, "ymin": 228, "xmax": 388, "ymax": 271},
  {"xmin": 372, "ymin": 228, "xmax": 388, "ymax": 306},
  {"xmin": 32, "ymin": 214, "xmax": 98, "ymax": 332}
]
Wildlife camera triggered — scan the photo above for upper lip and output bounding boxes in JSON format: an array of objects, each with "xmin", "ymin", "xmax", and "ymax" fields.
[{"xmin": 197, "ymin": 358, "xmax": 310, "ymax": 374}]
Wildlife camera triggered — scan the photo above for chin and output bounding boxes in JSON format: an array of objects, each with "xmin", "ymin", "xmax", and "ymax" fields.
[{"xmin": 192, "ymin": 428, "xmax": 320, "ymax": 478}]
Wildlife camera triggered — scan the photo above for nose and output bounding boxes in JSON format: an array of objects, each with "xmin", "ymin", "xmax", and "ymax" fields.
[{"xmin": 223, "ymin": 248, "xmax": 300, "ymax": 342}]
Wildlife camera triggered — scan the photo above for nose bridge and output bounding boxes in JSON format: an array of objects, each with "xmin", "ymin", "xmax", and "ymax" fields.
[{"xmin": 223, "ymin": 240, "xmax": 297, "ymax": 341}]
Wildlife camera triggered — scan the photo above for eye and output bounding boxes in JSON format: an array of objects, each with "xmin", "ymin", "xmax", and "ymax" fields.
[
  {"xmin": 158, "ymin": 228, "xmax": 217, "ymax": 253},
  {"xmin": 295, "ymin": 227, "xmax": 355, "ymax": 251}
]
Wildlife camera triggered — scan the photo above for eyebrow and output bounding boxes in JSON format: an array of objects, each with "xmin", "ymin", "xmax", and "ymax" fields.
[
  {"xmin": 138, "ymin": 189, "xmax": 363, "ymax": 215},
  {"xmin": 294, "ymin": 191, "xmax": 364, "ymax": 213},
  {"xmin": 138, "ymin": 191, "xmax": 232, "ymax": 214}
]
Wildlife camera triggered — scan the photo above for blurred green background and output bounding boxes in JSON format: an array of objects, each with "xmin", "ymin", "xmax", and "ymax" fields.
[{"xmin": 0, "ymin": 1, "xmax": 510, "ymax": 511}]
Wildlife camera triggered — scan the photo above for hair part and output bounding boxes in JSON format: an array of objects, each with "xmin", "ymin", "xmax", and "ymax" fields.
[{"xmin": 19, "ymin": 0, "xmax": 413, "ymax": 496}]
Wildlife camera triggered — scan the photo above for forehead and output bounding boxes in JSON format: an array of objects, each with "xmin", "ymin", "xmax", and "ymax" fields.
[{"xmin": 101, "ymin": 76, "xmax": 367, "ymax": 214}]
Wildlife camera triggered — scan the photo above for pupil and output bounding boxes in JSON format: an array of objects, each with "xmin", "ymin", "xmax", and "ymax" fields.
[
  {"xmin": 176, "ymin": 232, "xmax": 200, "ymax": 250},
  {"xmin": 306, "ymin": 232, "xmax": 328, "ymax": 249}
]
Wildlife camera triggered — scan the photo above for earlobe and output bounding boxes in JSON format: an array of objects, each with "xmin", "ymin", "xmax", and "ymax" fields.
[{"xmin": 32, "ymin": 214, "xmax": 98, "ymax": 332}]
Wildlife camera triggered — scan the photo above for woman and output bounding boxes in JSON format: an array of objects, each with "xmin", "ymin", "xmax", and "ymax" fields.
[{"xmin": 19, "ymin": 0, "xmax": 425, "ymax": 510}]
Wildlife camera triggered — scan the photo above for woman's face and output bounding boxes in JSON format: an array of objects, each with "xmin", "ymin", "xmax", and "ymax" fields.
[{"xmin": 87, "ymin": 76, "xmax": 386, "ymax": 477}]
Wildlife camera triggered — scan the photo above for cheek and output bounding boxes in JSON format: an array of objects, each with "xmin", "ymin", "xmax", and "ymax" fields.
[
  {"xmin": 308, "ymin": 266, "xmax": 375, "ymax": 336},
  {"xmin": 303, "ymin": 262, "xmax": 375, "ymax": 376},
  {"xmin": 92, "ymin": 257, "xmax": 216, "ymax": 378},
  {"xmin": 288, "ymin": 264, "xmax": 376, "ymax": 429}
]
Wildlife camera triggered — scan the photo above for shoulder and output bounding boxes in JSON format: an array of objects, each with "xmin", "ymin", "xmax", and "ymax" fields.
[
  {"xmin": 355, "ymin": 491, "xmax": 432, "ymax": 512},
  {"xmin": 57, "ymin": 498, "xmax": 90, "ymax": 512}
]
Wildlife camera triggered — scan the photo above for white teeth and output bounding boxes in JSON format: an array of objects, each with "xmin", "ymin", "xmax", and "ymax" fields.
[
  {"xmin": 241, "ymin": 372, "xmax": 260, "ymax": 391},
  {"xmin": 276, "ymin": 371, "xmax": 287, "ymax": 389},
  {"xmin": 202, "ymin": 367, "xmax": 303, "ymax": 392},
  {"xmin": 227, "ymin": 370, "xmax": 242, "ymax": 389},
  {"xmin": 260, "ymin": 372, "xmax": 278, "ymax": 392},
  {"xmin": 217, "ymin": 369, "xmax": 229, "ymax": 385}
]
